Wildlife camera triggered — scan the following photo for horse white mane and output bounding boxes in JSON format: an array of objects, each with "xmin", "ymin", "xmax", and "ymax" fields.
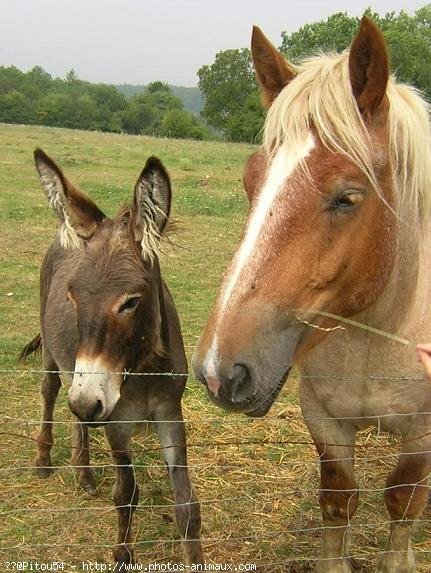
[{"xmin": 264, "ymin": 50, "xmax": 431, "ymax": 220}]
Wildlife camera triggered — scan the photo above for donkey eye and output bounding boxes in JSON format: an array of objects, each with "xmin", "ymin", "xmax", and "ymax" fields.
[
  {"xmin": 118, "ymin": 296, "xmax": 141, "ymax": 314},
  {"xmin": 67, "ymin": 291, "xmax": 77, "ymax": 308}
]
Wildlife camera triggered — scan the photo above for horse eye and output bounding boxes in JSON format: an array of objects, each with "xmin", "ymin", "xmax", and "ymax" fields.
[
  {"xmin": 329, "ymin": 190, "xmax": 363, "ymax": 212},
  {"xmin": 118, "ymin": 296, "xmax": 141, "ymax": 314},
  {"xmin": 334, "ymin": 196, "xmax": 354, "ymax": 209}
]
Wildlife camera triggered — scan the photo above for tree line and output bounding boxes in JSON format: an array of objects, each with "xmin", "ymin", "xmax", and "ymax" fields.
[
  {"xmin": 0, "ymin": 7, "xmax": 429, "ymax": 143},
  {"xmin": 117, "ymin": 84, "xmax": 203, "ymax": 114},
  {"xmin": 0, "ymin": 68, "xmax": 210, "ymax": 139}
]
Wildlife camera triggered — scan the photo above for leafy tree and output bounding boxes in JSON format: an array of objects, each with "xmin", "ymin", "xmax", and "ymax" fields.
[
  {"xmin": 161, "ymin": 108, "xmax": 209, "ymax": 140},
  {"xmin": 120, "ymin": 83, "xmax": 185, "ymax": 135},
  {"xmin": 92, "ymin": 84, "xmax": 126, "ymax": 113},
  {"xmin": 225, "ymin": 91, "xmax": 265, "ymax": 144},
  {"xmin": 117, "ymin": 83, "xmax": 204, "ymax": 113},
  {"xmin": 0, "ymin": 66, "xmax": 25, "ymax": 95},
  {"xmin": 26, "ymin": 66, "xmax": 52, "ymax": 90},
  {"xmin": 73, "ymin": 95, "xmax": 99, "ymax": 130},
  {"xmin": 120, "ymin": 93, "xmax": 158, "ymax": 134},
  {"xmin": 144, "ymin": 81, "xmax": 183, "ymax": 131},
  {"xmin": 375, "ymin": 7, "xmax": 431, "ymax": 99},
  {"xmin": 198, "ymin": 48, "xmax": 260, "ymax": 142},
  {"xmin": 35, "ymin": 92, "xmax": 76, "ymax": 128},
  {"xmin": 280, "ymin": 7, "xmax": 431, "ymax": 99},
  {"xmin": 281, "ymin": 12, "xmax": 358, "ymax": 59},
  {"xmin": 65, "ymin": 69, "xmax": 78, "ymax": 84},
  {"xmin": 147, "ymin": 81, "xmax": 171, "ymax": 94},
  {"xmin": 0, "ymin": 90, "xmax": 32, "ymax": 124},
  {"xmin": 90, "ymin": 84, "xmax": 127, "ymax": 131}
]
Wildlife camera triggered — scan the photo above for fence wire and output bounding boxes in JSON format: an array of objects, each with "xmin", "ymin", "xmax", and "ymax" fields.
[{"xmin": 1, "ymin": 367, "xmax": 431, "ymax": 570}]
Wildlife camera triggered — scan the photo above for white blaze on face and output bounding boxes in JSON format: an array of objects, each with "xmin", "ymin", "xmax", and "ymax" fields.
[
  {"xmin": 205, "ymin": 354, "xmax": 221, "ymax": 397},
  {"xmin": 221, "ymin": 133, "xmax": 315, "ymax": 311},
  {"xmin": 202, "ymin": 133, "xmax": 315, "ymax": 388},
  {"xmin": 69, "ymin": 355, "xmax": 123, "ymax": 420}
]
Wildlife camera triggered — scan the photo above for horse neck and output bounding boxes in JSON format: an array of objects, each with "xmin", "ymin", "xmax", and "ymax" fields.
[{"xmin": 358, "ymin": 207, "xmax": 431, "ymax": 341}]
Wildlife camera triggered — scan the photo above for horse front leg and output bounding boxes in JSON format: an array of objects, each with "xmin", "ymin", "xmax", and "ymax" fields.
[
  {"xmin": 70, "ymin": 417, "xmax": 96, "ymax": 495},
  {"xmin": 304, "ymin": 414, "xmax": 358, "ymax": 573},
  {"xmin": 35, "ymin": 356, "xmax": 61, "ymax": 478},
  {"xmin": 104, "ymin": 422, "xmax": 138, "ymax": 565},
  {"xmin": 379, "ymin": 435, "xmax": 431, "ymax": 573},
  {"xmin": 153, "ymin": 404, "xmax": 204, "ymax": 566},
  {"xmin": 317, "ymin": 445, "xmax": 358, "ymax": 573}
]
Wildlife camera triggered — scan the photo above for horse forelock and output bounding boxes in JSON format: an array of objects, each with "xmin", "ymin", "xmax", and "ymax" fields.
[{"xmin": 263, "ymin": 50, "xmax": 431, "ymax": 221}]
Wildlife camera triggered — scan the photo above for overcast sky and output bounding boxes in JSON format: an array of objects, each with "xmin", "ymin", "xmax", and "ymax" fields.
[{"xmin": 0, "ymin": 0, "xmax": 426, "ymax": 87}]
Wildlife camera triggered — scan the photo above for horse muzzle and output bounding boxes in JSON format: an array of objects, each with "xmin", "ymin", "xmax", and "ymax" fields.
[{"xmin": 193, "ymin": 323, "xmax": 300, "ymax": 416}]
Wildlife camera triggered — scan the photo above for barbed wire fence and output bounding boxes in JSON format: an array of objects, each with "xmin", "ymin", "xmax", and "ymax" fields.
[{"xmin": 1, "ymin": 367, "xmax": 431, "ymax": 571}]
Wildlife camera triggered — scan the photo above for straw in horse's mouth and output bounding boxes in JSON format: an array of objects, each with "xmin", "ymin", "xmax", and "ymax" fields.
[{"xmin": 246, "ymin": 368, "xmax": 291, "ymax": 418}]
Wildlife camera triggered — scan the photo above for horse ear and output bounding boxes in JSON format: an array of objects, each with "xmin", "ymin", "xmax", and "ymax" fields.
[
  {"xmin": 34, "ymin": 148, "xmax": 105, "ymax": 248},
  {"xmin": 251, "ymin": 25, "xmax": 296, "ymax": 108},
  {"xmin": 133, "ymin": 156, "xmax": 171, "ymax": 261},
  {"xmin": 349, "ymin": 16, "xmax": 389, "ymax": 118}
]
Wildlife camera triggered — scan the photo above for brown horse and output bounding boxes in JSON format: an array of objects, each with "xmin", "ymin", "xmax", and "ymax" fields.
[
  {"xmin": 193, "ymin": 17, "xmax": 431, "ymax": 573},
  {"xmin": 22, "ymin": 150, "xmax": 203, "ymax": 566}
]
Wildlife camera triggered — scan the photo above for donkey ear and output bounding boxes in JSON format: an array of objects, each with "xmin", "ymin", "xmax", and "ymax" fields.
[
  {"xmin": 34, "ymin": 148, "xmax": 105, "ymax": 247},
  {"xmin": 133, "ymin": 156, "xmax": 171, "ymax": 260},
  {"xmin": 349, "ymin": 16, "xmax": 389, "ymax": 117},
  {"xmin": 251, "ymin": 26, "xmax": 296, "ymax": 108}
]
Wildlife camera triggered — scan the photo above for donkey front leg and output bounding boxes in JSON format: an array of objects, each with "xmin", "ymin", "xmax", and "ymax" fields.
[
  {"xmin": 35, "ymin": 357, "xmax": 61, "ymax": 478},
  {"xmin": 70, "ymin": 417, "xmax": 96, "ymax": 495},
  {"xmin": 379, "ymin": 437, "xmax": 431, "ymax": 573},
  {"xmin": 154, "ymin": 405, "xmax": 204, "ymax": 566},
  {"xmin": 105, "ymin": 422, "xmax": 138, "ymax": 565}
]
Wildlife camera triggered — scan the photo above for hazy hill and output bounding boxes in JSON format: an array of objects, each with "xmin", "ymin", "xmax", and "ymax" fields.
[{"xmin": 116, "ymin": 84, "xmax": 203, "ymax": 114}]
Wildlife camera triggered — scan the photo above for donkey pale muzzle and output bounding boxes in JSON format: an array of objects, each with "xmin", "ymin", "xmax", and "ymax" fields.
[{"xmin": 68, "ymin": 356, "xmax": 122, "ymax": 422}]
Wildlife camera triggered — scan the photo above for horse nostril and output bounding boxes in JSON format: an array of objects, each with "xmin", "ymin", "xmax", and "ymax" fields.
[{"xmin": 229, "ymin": 363, "xmax": 251, "ymax": 402}]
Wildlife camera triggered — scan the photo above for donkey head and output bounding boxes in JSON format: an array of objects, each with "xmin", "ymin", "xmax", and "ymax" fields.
[{"xmin": 35, "ymin": 150, "xmax": 171, "ymax": 422}]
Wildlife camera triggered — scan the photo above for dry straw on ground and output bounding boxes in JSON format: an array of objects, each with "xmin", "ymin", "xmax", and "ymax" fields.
[{"xmin": 1, "ymin": 368, "xmax": 430, "ymax": 573}]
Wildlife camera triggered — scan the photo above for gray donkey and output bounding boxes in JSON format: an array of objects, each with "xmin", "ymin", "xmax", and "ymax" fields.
[{"xmin": 22, "ymin": 149, "xmax": 203, "ymax": 566}]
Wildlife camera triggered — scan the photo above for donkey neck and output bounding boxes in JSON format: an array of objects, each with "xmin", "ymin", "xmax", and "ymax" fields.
[{"xmin": 132, "ymin": 257, "xmax": 171, "ymax": 374}]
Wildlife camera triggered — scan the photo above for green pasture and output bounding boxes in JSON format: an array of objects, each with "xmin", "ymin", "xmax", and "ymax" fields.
[{"xmin": 0, "ymin": 123, "xmax": 429, "ymax": 572}]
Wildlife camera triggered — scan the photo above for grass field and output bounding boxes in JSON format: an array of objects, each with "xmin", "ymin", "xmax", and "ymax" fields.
[{"xmin": 0, "ymin": 123, "xmax": 430, "ymax": 572}]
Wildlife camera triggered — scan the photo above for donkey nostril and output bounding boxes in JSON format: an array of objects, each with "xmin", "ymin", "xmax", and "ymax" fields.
[
  {"xmin": 86, "ymin": 399, "xmax": 104, "ymax": 421},
  {"xmin": 93, "ymin": 399, "xmax": 104, "ymax": 419}
]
